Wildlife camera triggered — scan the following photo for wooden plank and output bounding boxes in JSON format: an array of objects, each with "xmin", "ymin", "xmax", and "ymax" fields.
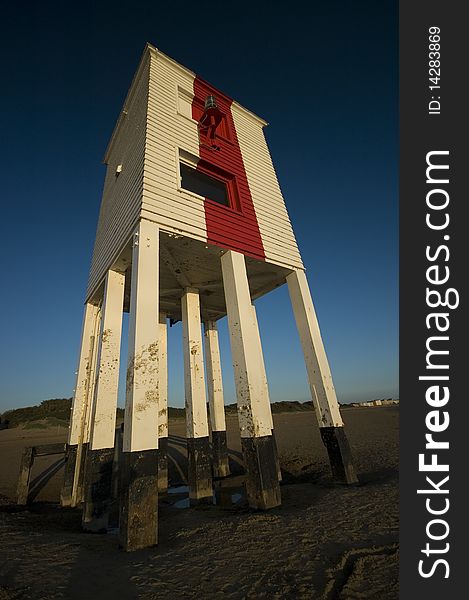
[
  {"xmin": 220, "ymin": 250, "xmax": 272, "ymax": 438},
  {"xmin": 89, "ymin": 270, "xmax": 125, "ymax": 450},
  {"xmin": 286, "ymin": 268, "xmax": 343, "ymax": 428},
  {"xmin": 34, "ymin": 443, "xmax": 66, "ymax": 456},
  {"xmin": 182, "ymin": 288, "xmax": 209, "ymax": 439},
  {"xmin": 16, "ymin": 447, "xmax": 35, "ymax": 505},
  {"xmin": 123, "ymin": 220, "xmax": 160, "ymax": 453}
]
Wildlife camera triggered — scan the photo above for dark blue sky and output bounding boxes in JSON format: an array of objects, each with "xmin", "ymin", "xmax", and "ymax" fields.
[{"xmin": 0, "ymin": 1, "xmax": 398, "ymax": 412}]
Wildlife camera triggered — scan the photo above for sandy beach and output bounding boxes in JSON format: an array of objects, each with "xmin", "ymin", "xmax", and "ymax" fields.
[{"xmin": 0, "ymin": 406, "xmax": 398, "ymax": 599}]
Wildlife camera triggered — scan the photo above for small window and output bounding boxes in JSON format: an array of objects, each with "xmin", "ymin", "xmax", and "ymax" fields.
[{"xmin": 180, "ymin": 163, "xmax": 230, "ymax": 207}]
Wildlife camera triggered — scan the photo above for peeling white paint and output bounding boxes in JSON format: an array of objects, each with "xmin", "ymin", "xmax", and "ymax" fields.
[
  {"xmin": 123, "ymin": 220, "xmax": 160, "ymax": 452},
  {"xmin": 286, "ymin": 269, "xmax": 343, "ymax": 428},
  {"xmin": 204, "ymin": 321, "xmax": 226, "ymax": 433},
  {"xmin": 89, "ymin": 270, "xmax": 125, "ymax": 450},
  {"xmin": 158, "ymin": 313, "xmax": 168, "ymax": 439},
  {"xmin": 182, "ymin": 289, "xmax": 209, "ymax": 439},
  {"xmin": 221, "ymin": 251, "xmax": 272, "ymax": 438}
]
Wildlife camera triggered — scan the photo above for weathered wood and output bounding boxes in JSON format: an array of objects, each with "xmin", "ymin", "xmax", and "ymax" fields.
[
  {"xmin": 221, "ymin": 250, "xmax": 281, "ymax": 509},
  {"xmin": 68, "ymin": 303, "xmax": 100, "ymax": 447},
  {"xmin": 187, "ymin": 437, "xmax": 213, "ymax": 505},
  {"xmin": 286, "ymin": 268, "xmax": 343, "ymax": 428},
  {"xmin": 250, "ymin": 304, "xmax": 281, "ymax": 481},
  {"xmin": 34, "ymin": 443, "xmax": 66, "ymax": 456},
  {"xmin": 204, "ymin": 320, "xmax": 230, "ymax": 479},
  {"xmin": 204, "ymin": 320, "xmax": 227, "ymax": 433},
  {"xmin": 286, "ymin": 268, "xmax": 357, "ymax": 484},
  {"xmin": 123, "ymin": 220, "xmax": 160, "ymax": 453},
  {"xmin": 320, "ymin": 427, "xmax": 358, "ymax": 484},
  {"xmin": 211, "ymin": 430, "xmax": 230, "ymax": 478},
  {"xmin": 158, "ymin": 437, "xmax": 168, "ymax": 494},
  {"xmin": 16, "ymin": 447, "xmax": 35, "ymax": 505},
  {"xmin": 82, "ymin": 448, "xmax": 115, "ymax": 532},
  {"xmin": 119, "ymin": 450, "xmax": 159, "ymax": 551},
  {"xmin": 109, "ymin": 428, "xmax": 123, "ymax": 528},
  {"xmin": 68, "ymin": 304, "xmax": 101, "ymax": 508},
  {"xmin": 182, "ymin": 288, "xmax": 212, "ymax": 503},
  {"xmin": 158, "ymin": 313, "xmax": 168, "ymax": 494},
  {"xmin": 182, "ymin": 289, "xmax": 209, "ymax": 439},
  {"xmin": 241, "ymin": 436, "xmax": 281, "ymax": 510},
  {"xmin": 61, "ymin": 444, "xmax": 77, "ymax": 507},
  {"xmin": 89, "ymin": 269, "xmax": 125, "ymax": 451},
  {"xmin": 220, "ymin": 251, "xmax": 272, "ymax": 438},
  {"xmin": 75, "ymin": 442, "xmax": 89, "ymax": 506}
]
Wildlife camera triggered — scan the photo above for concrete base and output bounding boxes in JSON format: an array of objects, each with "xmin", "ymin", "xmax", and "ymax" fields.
[
  {"xmin": 158, "ymin": 437, "xmax": 168, "ymax": 493},
  {"xmin": 60, "ymin": 444, "xmax": 77, "ymax": 507},
  {"xmin": 187, "ymin": 436, "xmax": 213, "ymax": 505},
  {"xmin": 82, "ymin": 448, "xmax": 115, "ymax": 532},
  {"xmin": 119, "ymin": 450, "xmax": 159, "ymax": 552},
  {"xmin": 212, "ymin": 430, "xmax": 230, "ymax": 478},
  {"xmin": 320, "ymin": 426, "xmax": 358, "ymax": 484},
  {"xmin": 241, "ymin": 435, "xmax": 282, "ymax": 510}
]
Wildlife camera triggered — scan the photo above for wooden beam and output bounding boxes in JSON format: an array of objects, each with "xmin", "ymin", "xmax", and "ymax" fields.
[
  {"xmin": 17, "ymin": 447, "xmax": 35, "ymax": 505},
  {"xmin": 160, "ymin": 242, "xmax": 192, "ymax": 289},
  {"xmin": 35, "ymin": 443, "xmax": 66, "ymax": 456}
]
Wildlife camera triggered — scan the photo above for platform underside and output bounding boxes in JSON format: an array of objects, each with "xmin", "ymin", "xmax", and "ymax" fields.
[{"xmin": 88, "ymin": 232, "xmax": 292, "ymax": 322}]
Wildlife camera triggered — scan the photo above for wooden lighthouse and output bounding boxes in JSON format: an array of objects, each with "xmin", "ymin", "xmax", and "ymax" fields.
[{"xmin": 62, "ymin": 44, "xmax": 357, "ymax": 551}]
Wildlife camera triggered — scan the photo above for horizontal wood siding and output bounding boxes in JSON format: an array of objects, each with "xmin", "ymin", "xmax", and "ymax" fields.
[
  {"xmin": 231, "ymin": 103, "xmax": 303, "ymax": 270},
  {"xmin": 143, "ymin": 53, "xmax": 207, "ymax": 242},
  {"xmin": 86, "ymin": 56, "xmax": 149, "ymax": 300}
]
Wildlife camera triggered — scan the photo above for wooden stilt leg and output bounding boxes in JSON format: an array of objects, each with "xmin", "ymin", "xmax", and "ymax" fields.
[
  {"xmin": 287, "ymin": 269, "xmax": 357, "ymax": 484},
  {"xmin": 182, "ymin": 289, "xmax": 212, "ymax": 504},
  {"xmin": 119, "ymin": 221, "xmax": 160, "ymax": 551},
  {"xmin": 221, "ymin": 250, "xmax": 281, "ymax": 509},
  {"xmin": 204, "ymin": 320, "xmax": 230, "ymax": 478},
  {"xmin": 83, "ymin": 269, "xmax": 125, "ymax": 531}
]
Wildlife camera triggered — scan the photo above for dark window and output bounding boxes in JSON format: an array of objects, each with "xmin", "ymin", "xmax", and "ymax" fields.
[{"xmin": 180, "ymin": 162, "xmax": 230, "ymax": 206}]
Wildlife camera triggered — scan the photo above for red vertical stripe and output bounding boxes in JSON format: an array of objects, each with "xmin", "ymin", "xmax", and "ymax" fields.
[{"xmin": 192, "ymin": 77, "xmax": 265, "ymax": 261}]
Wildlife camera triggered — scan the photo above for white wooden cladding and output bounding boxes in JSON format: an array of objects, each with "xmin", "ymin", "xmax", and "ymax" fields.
[
  {"xmin": 231, "ymin": 103, "xmax": 303, "ymax": 270},
  {"xmin": 142, "ymin": 53, "xmax": 207, "ymax": 243},
  {"xmin": 86, "ymin": 46, "xmax": 304, "ymax": 302},
  {"xmin": 86, "ymin": 55, "xmax": 150, "ymax": 300}
]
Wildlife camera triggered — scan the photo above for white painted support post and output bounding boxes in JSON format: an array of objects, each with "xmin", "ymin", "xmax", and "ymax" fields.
[
  {"xmin": 250, "ymin": 306, "xmax": 273, "ymax": 431},
  {"xmin": 204, "ymin": 320, "xmax": 230, "ymax": 478},
  {"xmin": 251, "ymin": 305, "xmax": 281, "ymax": 481},
  {"xmin": 61, "ymin": 302, "xmax": 100, "ymax": 507},
  {"xmin": 83, "ymin": 269, "xmax": 125, "ymax": 531},
  {"xmin": 72, "ymin": 306, "xmax": 101, "ymax": 507},
  {"xmin": 286, "ymin": 268, "xmax": 357, "ymax": 484},
  {"xmin": 158, "ymin": 313, "xmax": 169, "ymax": 492},
  {"xmin": 120, "ymin": 220, "xmax": 160, "ymax": 551},
  {"xmin": 182, "ymin": 288, "xmax": 212, "ymax": 503},
  {"xmin": 221, "ymin": 250, "xmax": 281, "ymax": 509}
]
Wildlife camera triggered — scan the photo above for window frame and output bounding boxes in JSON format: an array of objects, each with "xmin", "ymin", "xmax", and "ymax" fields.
[{"xmin": 177, "ymin": 150, "xmax": 242, "ymax": 213}]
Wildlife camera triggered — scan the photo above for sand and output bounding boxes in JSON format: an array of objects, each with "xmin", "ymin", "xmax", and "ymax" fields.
[{"xmin": 0, "ymin": 407, "xmax": 398, "ymax": 599}]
